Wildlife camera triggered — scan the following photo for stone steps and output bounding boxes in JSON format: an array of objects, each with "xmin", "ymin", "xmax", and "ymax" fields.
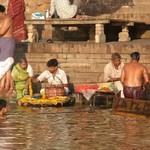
[{"xmin": 16, "ymin": 41, "xmax": 150, "ymax": 85}]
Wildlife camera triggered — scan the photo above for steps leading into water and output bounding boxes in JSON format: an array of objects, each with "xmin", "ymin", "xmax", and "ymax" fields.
[{"xmin": 15, "ymin": 40, "xmax": 150, "ymax": 85}]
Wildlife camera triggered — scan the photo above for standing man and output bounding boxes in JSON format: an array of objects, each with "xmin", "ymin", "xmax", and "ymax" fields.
[
  {"xmin": 104, "ymin": 53, "xmax": 125, "ymax": 97},
  {"xmin": 121, "ymin": 52, "xmax": 149, "ymax": 100},
  {"xmin": 0, "ymin": 4, "xmax": 15, "ymax": 94},
  {"xmin": 7, "ymin": 0, "xmax": 27, "ymax": 41}
]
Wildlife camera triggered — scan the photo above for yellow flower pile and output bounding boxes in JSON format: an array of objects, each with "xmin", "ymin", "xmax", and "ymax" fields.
[
  {"xmin": 29, "ymin": 78, "xmax": 33, "ymax": 98},
  {"xmin": 20, "ymin": 79, "xmax": 69, "ymax": 106},
  {"xmin": 20, "ymin": 96, "xmax": 68, "ymax": 106}
]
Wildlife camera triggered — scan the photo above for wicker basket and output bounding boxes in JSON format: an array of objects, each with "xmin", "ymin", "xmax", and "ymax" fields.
[{"xmin": 45, "ymin": 84, "xmax": 65, "ymax": 98}]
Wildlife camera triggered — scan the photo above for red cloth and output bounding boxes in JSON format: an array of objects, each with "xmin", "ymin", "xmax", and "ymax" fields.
[
  {"xmin": 7, "ymin": 0, "xmax": 27, "ymax": 41},
  {"xmin": 75, "ymin": 85, "xmax": 99, "ymax": 93}
]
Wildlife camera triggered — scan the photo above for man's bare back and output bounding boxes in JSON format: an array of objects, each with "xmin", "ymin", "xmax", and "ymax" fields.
[
  {"xmin": 0, "ymin": 15, "xmax": 13, "ymax": 37},
  {"xmin": 0, "ymin": 5, "xmax": 14, "ymax": 95},
  {"xmin": 121, "ymin": 61, "xmax": 149, "ymax": 87},
  {"xmin": 121, "ymin": 52, "xmax": 149, "ymax": 99}
]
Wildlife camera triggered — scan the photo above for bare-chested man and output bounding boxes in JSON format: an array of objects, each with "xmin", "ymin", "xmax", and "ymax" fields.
[
  {"xmin": 121, "ymin": 52, "xmax": 149, "ymax": 100},
  {"xmin": 0, "ymin": 5, "xmax": 15, "ymax": 95}
]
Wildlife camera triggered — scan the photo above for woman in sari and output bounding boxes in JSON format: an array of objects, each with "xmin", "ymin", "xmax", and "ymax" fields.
[
  {"xmin": 12, "ymin": 58, "xmax": 33, "ymax": 100},
  {"xmin": 7, "ymin": 0, "xmax": 27, "ymax": 41}
]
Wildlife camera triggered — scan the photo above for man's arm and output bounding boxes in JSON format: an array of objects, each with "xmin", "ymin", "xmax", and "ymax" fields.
[
  {"xmin": 120, "ymin": 68, "xmax": 125, "ymax": 85},
  {"xmin": 143, "ymin": 67, "xmax": 149, "ymax": 85},
  {"xmin": 0, "ymin": 16, "xmax": 12, "ymax": 36},
  {"xmin": 32, "ymin": 77, "xmax": 40, "ymax": 83},
  {"xmin": 49, "ymin": 0, "xmax": 55, "ymax": 18},
  {"xmin": 32, "ymin": 71, "xmax": 46, "ymax": 83}
]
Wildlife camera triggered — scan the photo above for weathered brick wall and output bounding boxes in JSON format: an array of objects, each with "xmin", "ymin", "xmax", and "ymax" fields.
[
  {"xmin": 1, "ymin": 0, "xmax": 150, "ymax": 24},
  {"xmin": 1, "ymin": 0, "xmax": 50, "ymax": 19}
]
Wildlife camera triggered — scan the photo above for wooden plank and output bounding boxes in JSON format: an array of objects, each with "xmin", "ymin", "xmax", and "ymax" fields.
[
  {"xmin": 112, "ymin": 97, "xmax": 150, "ymax": 117},
  {"xmin": 25, "ymin": 19, "xmax": 110, "ymax": 25}
]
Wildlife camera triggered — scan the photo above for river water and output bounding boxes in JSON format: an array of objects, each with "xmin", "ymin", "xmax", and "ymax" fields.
[{"xmin": 0, "ymin": 100, "xmax": 150, "ymax": 150}]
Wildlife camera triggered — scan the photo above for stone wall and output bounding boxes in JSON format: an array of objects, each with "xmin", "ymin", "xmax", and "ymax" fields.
[
  {"xmin": 1, "ymin": 0, "xmax": 150, "ymax": 24},
  {"xmin": 22, "ymin": 40, "xmax": 150, "ymax": 85},
  {"xmin": 2, "ymin": 0, "xmax": 150, "ymax": 39}
]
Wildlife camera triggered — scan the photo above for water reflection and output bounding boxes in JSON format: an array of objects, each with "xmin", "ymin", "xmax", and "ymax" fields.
[{"xmin": 0, "ymin": 101, "xmax": 150, "ymax": 150}]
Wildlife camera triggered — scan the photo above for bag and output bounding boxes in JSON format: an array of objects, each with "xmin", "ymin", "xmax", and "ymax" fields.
[{"xmin": 45, "ymin": 84, "xmax": 65, "ymax": 98}]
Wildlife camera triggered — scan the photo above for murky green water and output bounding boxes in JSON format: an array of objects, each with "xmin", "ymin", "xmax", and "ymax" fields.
[{"xmin": 0, "ymin": 101, "xmax": 150, "ymax": 150}]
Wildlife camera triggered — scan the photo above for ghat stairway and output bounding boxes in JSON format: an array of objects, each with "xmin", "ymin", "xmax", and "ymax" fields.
[{"xmin": 15, "ymin": 40, "xmax": 150, "ymax": 87}]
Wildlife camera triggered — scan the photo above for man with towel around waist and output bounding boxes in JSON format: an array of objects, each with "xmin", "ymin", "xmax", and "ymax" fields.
[
  {"xmin": 121, "ymin": 52, "xmax": 149, "ymax": 100},
  {"xmin": 0, "ymin": 5, "xmax": 15, "ymax": 94}
]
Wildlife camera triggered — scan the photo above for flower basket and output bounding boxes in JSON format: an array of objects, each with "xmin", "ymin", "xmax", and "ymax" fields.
[{"xmin": 45, "ymin": 84, "xmax": 65, "ymax": 98}]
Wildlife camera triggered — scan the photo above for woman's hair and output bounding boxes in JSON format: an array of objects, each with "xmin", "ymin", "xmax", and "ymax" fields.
[
  {"xmin": 131, "ymin": 52, "xmax": 140, "ymax": 61},
  {"xmin": 0, "ymin": 99, "xmax": 7, "ymax": 111},
  {"xmin": 47, "ymin": 58, "xmax": 58, "ymax": 67},
  {"xmin": 0, "ymin": 5, "xmax": 5, "ymax": 13},
  {"xmin": 19, "ymin": 57, "xmax": 27, "ymax": 63}
]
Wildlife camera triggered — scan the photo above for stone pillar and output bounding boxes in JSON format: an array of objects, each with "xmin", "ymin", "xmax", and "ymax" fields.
[
  {"xmin": 42, "ymin": 25, "xmax": 54, "ymax": 40},
  {"xmin": 27, "ymin": 25, "xmax": 38, "ymax": 42},
  {"xmin": 118, "ymin": 26, "xmax": 131, "ymax": 42},
  {"xmin": 95, "ymin": 24, "xmax": 106, "ymax": 43}
]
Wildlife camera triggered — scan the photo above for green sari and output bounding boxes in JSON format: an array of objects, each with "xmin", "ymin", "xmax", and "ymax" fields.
[{"xmin": 12, "ymin": 63, "xmax": 29, "ymax": 100}]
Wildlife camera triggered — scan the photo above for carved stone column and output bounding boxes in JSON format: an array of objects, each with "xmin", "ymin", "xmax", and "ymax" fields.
[
  {"xmin": 27, "ymin": 25, "xmax": 38, "ymax": 42},
  {"xmin": 118, "ymin": 26, "xmax": 131, "ymax": 42},
  {"xmin": 95, "ymin": 23, "xmax": 106, "ymax": 43}
]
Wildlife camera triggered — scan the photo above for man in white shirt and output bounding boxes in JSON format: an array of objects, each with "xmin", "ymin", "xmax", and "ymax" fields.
[
  {"xmin": 33, "ymin": 58, "xmax": 69, "ymax": 95},
  {"xmin": 49, "ymin": 0, "xmax": 81, "ymax": 19},
  {"xmin": 104, "ymin": 53, "xmax": 125, "ymax": 97}
]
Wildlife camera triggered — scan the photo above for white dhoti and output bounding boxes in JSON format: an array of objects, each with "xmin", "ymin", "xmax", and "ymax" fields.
[
  {"xmin": 0, "ymin": 57, "xmax": 14, "ymax": 79},
  {"xmin": 114, "ymin": 81, "xmax": 124, "ymax": 98}
]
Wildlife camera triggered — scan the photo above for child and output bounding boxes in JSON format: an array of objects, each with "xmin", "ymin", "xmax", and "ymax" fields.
[{"xmin": 0, "ymin": 99, "xmax": 7, "ymax": 120}]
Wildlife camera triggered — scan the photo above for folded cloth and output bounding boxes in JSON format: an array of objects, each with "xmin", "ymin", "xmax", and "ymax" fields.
[
  {"xmin": 75, "ymin": 85, "xmax": 98, "ymax": 101},
  {"xmin": 114, "ymin": 81, "xmax": 124, "ymax": 98},
  {"xmin": 0, "ymin": 57, "xmax": 14, "ymax": 79},
  {"xmin": 81, "ymin": 89, "xmax": 97, "ymax": 101},
  {"xmin": 32, "ymin": 12, "xmax": 45, "ymax": 19}
]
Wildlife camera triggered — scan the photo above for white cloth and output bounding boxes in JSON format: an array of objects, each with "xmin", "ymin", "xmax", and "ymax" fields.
[
  {"xmin": 50, "ymin": 0, "xmax": 77, "ymax": 19},
  {"xmin": 37, "ymin": 68, "xmax": 69, "ymax": 94},
  {"xmin": 114, "ymin": 81, "xmax": 124, "ymax": 98},
  {"xmin": 27, "ymin": 64, "xmax": 34, "ymax": 77},
  {"xmin": 81, "ymin": 89, "xmax": 97, "ymax": 101},
  {"xmin": 0, "ymin": 57, "xmax": 14, "ymax": 79}
]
